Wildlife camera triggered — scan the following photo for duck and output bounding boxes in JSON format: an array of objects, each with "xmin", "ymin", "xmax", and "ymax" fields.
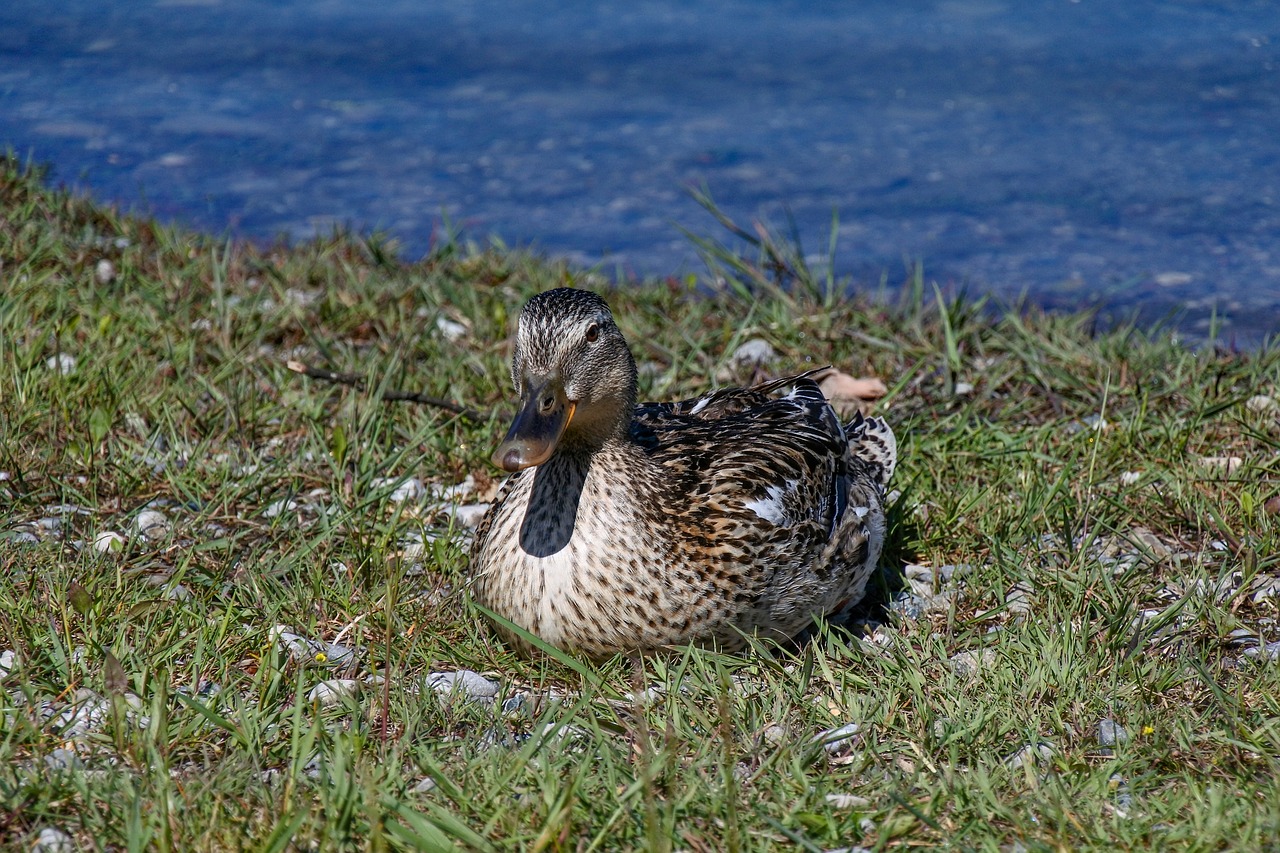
[{"xmin": 469, "ymin": 287, "xmax": 896, "ymax": 657}]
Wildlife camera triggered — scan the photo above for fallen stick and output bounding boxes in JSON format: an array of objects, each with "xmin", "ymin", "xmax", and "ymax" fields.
[{"xmin": 287, "ymin": 360, "xmax": 489, "ymax": 422}]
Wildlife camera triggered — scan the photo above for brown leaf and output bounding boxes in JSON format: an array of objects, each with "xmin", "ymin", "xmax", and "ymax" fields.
[
  {"xmin": 812, "ymin": 368, "xmax": 888, "ymax": 417},
  {"xmin": 104, "ymin": 651, "xmax": 127, "ymax": 695},
  {"xmin": 67, "ymin": 581, "xmax": 93, "ymax": 615}
]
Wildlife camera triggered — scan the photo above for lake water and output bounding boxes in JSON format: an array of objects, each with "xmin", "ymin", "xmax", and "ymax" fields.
[{"xmin": 2, "ymin": 0, "xmax": 1278, "ymax": 341}]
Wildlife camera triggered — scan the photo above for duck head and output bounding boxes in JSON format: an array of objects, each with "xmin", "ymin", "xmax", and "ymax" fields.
[{"xmin": 492, "ymin": 288, "xmax": 638, "ymax": 472}]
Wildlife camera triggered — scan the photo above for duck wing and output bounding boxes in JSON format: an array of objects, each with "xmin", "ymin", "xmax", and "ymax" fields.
[{"xmin": 630, "ymin": 374, "xmax": 853, "ymax": 534}]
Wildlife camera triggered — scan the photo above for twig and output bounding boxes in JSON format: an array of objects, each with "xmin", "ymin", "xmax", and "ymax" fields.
[{"xmin": 287, "ymin": 360, "xmax": 489, "ymax": 422}]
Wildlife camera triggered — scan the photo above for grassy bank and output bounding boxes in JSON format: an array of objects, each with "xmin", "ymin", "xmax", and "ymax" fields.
[{"xmin": 2, "ymin": 156, "xmax": 1279, "ymax": 851}]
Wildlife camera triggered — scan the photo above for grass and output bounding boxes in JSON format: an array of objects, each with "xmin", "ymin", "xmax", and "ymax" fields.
[{"xmin": 1, "ymin": 154, "xmax": 1279, "ymax": 851}]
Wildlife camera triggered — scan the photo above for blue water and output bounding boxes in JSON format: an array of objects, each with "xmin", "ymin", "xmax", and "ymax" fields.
[{"xmin": 2, "ymin": 0, "xmax": 1278, "ymax": 340}]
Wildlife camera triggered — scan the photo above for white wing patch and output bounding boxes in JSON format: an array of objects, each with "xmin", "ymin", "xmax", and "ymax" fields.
[{"xmin": 742, "ymin": 480, "xmax": 800, "ymax": 525}]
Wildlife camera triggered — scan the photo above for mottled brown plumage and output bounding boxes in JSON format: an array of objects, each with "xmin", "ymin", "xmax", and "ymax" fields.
[{"xmin": 469, "ymin": 288, "xmax": 896, "ymax": 657}]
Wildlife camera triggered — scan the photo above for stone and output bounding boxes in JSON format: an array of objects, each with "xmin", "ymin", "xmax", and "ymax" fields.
[
  {"xmin": 1242, "ymin": 641, "xmax": 1280, "ymax": 662},
  {"xmin": 814, "ymin": 722, "xmax": 860, "ymax": 755},
  {"xmin": 426, "ymin": 670, "xmax": 500, "ymax": 702},
  {"xmin": 1245, "ymin": 395, "xmax": 1276, "ymax": 413},
  {"xmin": 450, "ymin": 503, "xmax": 491, "ymax": 528},
  {"xmin": 950, "ymin": 648, "xmax": 996, "ymax": 678},
  {"xmin": 1005, "ymin": 742, "xmax": 1055, "ymax": 770},
  {"xmin": 307, "ymin": 679, "xmax": 359, "ymax": 706},
  {"xmin": 1098, "ymin": 719, "xmax": 1129, "ymax": 747},
  {"xmin": 46, "ymin": 354, "xmax": 76, "ymax": 375},
  {"xmin": 92, "ymin": 531, "xmax": 126, "ymax": 554},
  {"xmin": 133, "ymin": 509, "xmax": 169, "ymax": 540},
  {"xmin": 372, "ymin": 477, "xmax": 425, "ymax": 503},
  {"xmin": 729, "ymin": 338, "xmax": 776, "ymax": 369},
  {"xmin": 95, "ymin": 259, "xmax": 116, "ymax": 284},
  {"xmin": 32, "ymin": 827, "xmax": 76, "ymax": 853},
  {"xmin": 435, "ymin": 316, "xmax": 468, "ymax": 342},
  {"xmin": 824, "ymin": 793, "xmax": 872, "ymax": 810},
  {"xmin": 1197, "ymin": 456, "xmax": 1243, "ymax": 475},
  {"xmin": 263, "ymin": 498, "xmax": 299, "ymax": 518}
]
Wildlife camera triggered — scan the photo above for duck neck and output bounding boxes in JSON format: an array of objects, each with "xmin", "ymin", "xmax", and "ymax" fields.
[{"xmin": 561, "ymin": 373, "xmax": 637, "ymax": 454}]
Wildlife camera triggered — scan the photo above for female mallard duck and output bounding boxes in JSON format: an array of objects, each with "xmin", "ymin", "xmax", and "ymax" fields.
[{"xmin": 470, "ymin": 288, "xmax": 896, "ymax": 657}]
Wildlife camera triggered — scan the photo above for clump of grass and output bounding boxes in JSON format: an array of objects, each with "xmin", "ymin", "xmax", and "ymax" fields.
[{"xmin": 1, "ymin": 155, "xmax": 1279, "ymax": 850}]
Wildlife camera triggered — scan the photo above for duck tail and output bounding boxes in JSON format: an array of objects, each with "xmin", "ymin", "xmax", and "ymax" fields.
[{"xmin": 846, "ymin": 412, "xmax": 897, "ymax": 488}]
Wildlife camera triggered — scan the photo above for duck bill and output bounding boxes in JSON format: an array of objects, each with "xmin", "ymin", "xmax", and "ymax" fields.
[{"xmin": 491, "ymin": 380, "xmax": 576, "ymax": 472}]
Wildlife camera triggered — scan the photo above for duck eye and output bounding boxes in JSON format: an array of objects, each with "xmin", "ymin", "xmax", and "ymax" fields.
[{"xmin": 585, "ymin": 323, "xmax": 600, "ymax": 343}]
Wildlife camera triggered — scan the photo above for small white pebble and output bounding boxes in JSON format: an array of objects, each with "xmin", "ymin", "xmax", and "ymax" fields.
[
  {"xmin": 430, "ymin": 475, "xmax": 477, "ymax": 502},
  {"xmin": 1243, "ymin": 641, "xmax": 1280, "ymax": 662},
  {"xmin": 1198, "ymin": 456, "xmax": 1243, "ymax": 475},
  {"xmin": 761, "ymin": 724, "xmax": 789, "ymax": 748},
  {"xmin": 1006, "ymin": 742, "xmax": 1055, "ymax": 769},
  {"xmin": 263, "ymin": 498, "xmax": 299, "ymax": 518},
  {"xmin": 451, "ymin": 503, "xmax": 491, "ymax": 528},
  {"xmin": 95, "ymin": 259, "xmax": 116, "ymax": 284},
  {"xmin": 411, "ymin": 777, "xmax": 437, "ymax": 794},
  {"xmin": 46, "ymin": 353, "xmax": 77, "ymax": 375},
  {"xmin": 133, "ymin": 509, "xmax": 169, "ymax": 539},
  {"xmin": 1119, "ymin": 471, "xmax": 1141, "ymax": 485},
  {"xmin": 1005, "ymin": 581, "xmax": 1035, "ymax": 619},
  {"xmin": 1245, "ymin": 395, "xmax": 1276, "ymax": 413},
  {"xmin": 1250, "ymin": 577, "xmax": 1280, "ymax": 604},
  {"xmin": 32, "ymin": 826, "xmax": 76, "ymax": 853},
  {"xmin": 950, "ymin": 648, "xmax": 997, "ymax": 678},
  {"xmin": 435, "ymin": 316, "xmax": 468, "ymax": 343},
  {"xmin": 0, "ymin": 649, "xmax": 16, "ymax": 677},
  {"xmin": 729, "ymin": 338, "xmax": 776, "ymax": 368},
  {"xmin": 953, "ymin": 381, "xmax": 975, "ymax": 396},
  {"xmin": 307, "ymin": 679, "xmax": 359, "ymax": 707},
  {"xmin": 814, "ymin": 722, "xmax": 861, "ymax": 755},
  {"xmin": 92, "ymin": 531, "xmax": 126, "ymax": 553},
  {"xmin": 825, "ymin": 793, "xmax": 873, "ymax": 810},
  {"xmin": 426, "ymin": 670, "xmax": 500, "ymax": 701},
  {"xmin": 384, "ymin": 477, "xmax": 425, "ymax": 503}
]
